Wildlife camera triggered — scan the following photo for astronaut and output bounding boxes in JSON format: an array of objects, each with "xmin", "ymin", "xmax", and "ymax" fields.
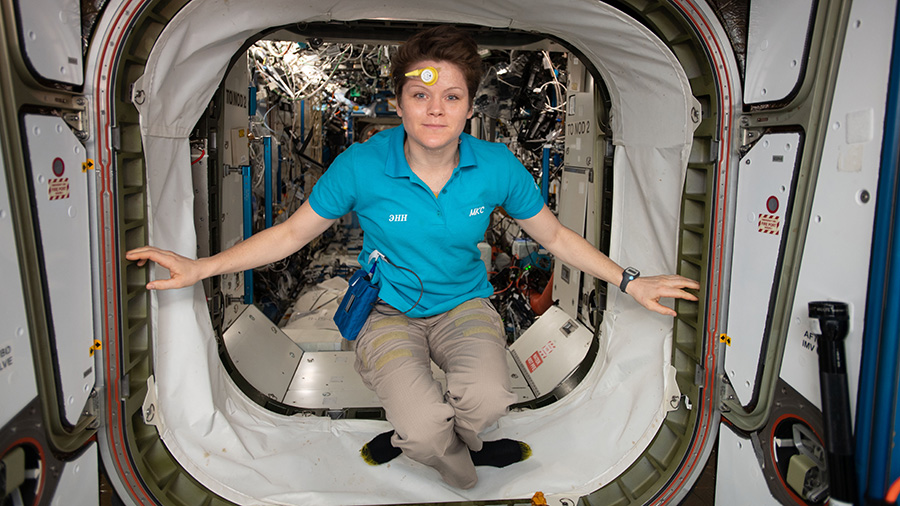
[{"xmin": 126, "ymin": 25, "xmax": 698, "ymax": 489}]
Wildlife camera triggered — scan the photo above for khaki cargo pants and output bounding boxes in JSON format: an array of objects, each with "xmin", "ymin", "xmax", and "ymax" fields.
[{"xmin": 354, "ymin": 298, "xmax": 516, "ymax": 489}]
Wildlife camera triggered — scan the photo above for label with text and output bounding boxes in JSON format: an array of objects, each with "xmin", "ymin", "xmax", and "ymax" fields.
[
  {"xmin": 526, "ymin": 340, "xmax": 557, "ymax": 373},
  {"xmin": 0, "ymin": 342, "xmax": 13, "ymax": 374},
  {"xmin": 48, "ymin": 178, "xmax": 70, "ymax": 200},
  {"xmin": 758, "ymin": 214, "xmax": 780, "ymax": 235},
  {"xmin": 801, "ymin": 331, "xmax": 818, "ymax": 353}
]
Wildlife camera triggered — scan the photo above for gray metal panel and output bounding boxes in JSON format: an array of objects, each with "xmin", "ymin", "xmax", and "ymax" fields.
[
  {"xmin": 284, "ymin": 351, "xmax": 381, "ymax": 409},
  {"xmin": 724, "ymin": 133, "xmax": 800, "ymax": 405},
  {"xmin": 282, "ymin": 350, "xmax": 534, "ymax": 407},
  {"xmin": 221, "ymin": 52, "xmax": 250, "ymax": 328},
  {"xmin": 715, "ymin": 425, "xmax": 780, "ymax": 505},
  {"xmin": 16, "ymin": 0, "xmax": 83, "ymax": 85},
  {"xmin": 744, "ymin": 0, "xmax": 814, "ymax": 104},
  {"xmin": 566, "ymin": 54, "xmax": 589, "ymax": 94},
  {"xmin": 509, "ymin": 306, "xmax": 594, "ymax": 397},
  {"xmin": 222, "ymin": 305, "xmax": 303, "ymax": 401},
  {"xmin": 283, "ymin": 352, "xmax": 458, "ymax": 409},
  {"xmin": 24, "ymin": 115, "xmax": 94, "ymax": 425},
  {"xmin": 48, "ymin": 442, "xmax": 99, "ymax": 506},
  {"xmin": 191, "ymin": 141, "xmax": 210, "ymax": 259},
  {"xmin": 553, "ymin": 168, "xmax": 589, "ymax": 317},
  {"xmin": 579, "ymin": 155, "xmax": 599, "ymax": 331},
  {"xmin": 564, "ymin": 91, "xmax": 596, "ymax": 169},
  {"xmin": 557, "ymin": 78, "xmax": 599, "ymax": 323},
  {"xmin": 781, "ymin": 0, "xmax": 892, "ymax": 412},
  {"xmin": 507, "ymin": 353, "xmax": 534, "ymax": 403},
  {"xmin": 0, "ymin": 130, "xmax": 38, "ymax": 429},
  {"xmin": 282, "ymin": 349, "xmax": 535, "ymax": 409}
]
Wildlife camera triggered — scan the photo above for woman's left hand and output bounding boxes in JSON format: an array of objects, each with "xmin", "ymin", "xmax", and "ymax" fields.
[{"xmin": 625, "ymin": 275, "xmax": 700, "ymax": 317}]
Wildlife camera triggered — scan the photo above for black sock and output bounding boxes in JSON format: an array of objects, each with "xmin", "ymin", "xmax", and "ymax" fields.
[
  {"xmin": 470, "ymin": 439, "xmax": 532, "ymax": 467},
  {"xmin": 360, "ymin": 430, "xmax": 402, "ymax": 465}
]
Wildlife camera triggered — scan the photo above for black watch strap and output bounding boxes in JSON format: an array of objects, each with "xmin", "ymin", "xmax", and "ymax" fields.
[{"xmin": 619, "ymin": 267, "xmax": 640, "ymax": 293}]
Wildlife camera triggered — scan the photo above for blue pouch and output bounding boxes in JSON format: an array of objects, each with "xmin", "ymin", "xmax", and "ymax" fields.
[{"xmin": 334, "ymin": 267, "xmax": 379, "ymax": 341}]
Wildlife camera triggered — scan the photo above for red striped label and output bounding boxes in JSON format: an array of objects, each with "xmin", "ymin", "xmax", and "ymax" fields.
[{"xmin": 48, "ymin": 178, "xmax": 70, "ymax": 200}]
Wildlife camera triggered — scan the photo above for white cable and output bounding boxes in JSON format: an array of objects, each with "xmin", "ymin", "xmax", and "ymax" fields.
[{"xmin": 296, "ymin": 44, "xmax": 352, "ymax": 101}]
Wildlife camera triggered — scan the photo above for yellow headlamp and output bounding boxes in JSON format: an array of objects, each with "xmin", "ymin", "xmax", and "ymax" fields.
[{"xmin": 404, "ymin": 66, "xmax": 439, "ymax": 86}]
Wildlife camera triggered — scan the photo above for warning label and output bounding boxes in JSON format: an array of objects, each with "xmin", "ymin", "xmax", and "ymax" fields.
[
  {"xmin": 48, "ymin": 178, "xmax": 70, "ymax": 200},
  {"xmin": 758, "ymin": 214, "xmax": 780, "ymax": 235},
  {"xmin": 0, "ymin": 343, "xmax": 13, "ymax": 374},
  {"xmin": 526, "ymin": 341, "xmax": 557, "ymax": 373},
  {"xmin": 526, "ymin": 351, "xmax": 542, "ymax": 373}
]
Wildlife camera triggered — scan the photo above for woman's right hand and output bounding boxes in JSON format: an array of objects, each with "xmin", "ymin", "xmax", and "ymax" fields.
[
  {"xmin": 125, "ymin": 246, "xmax": 206, "ymax": 291},
  {"xmin": 124, "ymin": 202, "xmax": 336, "ymax": 291}
]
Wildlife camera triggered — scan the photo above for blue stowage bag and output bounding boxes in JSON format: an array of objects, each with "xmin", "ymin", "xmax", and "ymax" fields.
[{"xmin": 334, "ymin": 268, "xmax": 380, "ymax": 341}]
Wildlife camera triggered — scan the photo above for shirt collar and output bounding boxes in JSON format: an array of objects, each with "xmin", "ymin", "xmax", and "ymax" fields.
[{"xmin": 385, "ymin": 126, "xmax": 478, "ymax": 178}]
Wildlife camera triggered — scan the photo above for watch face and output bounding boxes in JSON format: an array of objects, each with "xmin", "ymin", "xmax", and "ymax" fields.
[{"xmin": 619, "ymin": 267, "xmax": 639, "ymax": 293}]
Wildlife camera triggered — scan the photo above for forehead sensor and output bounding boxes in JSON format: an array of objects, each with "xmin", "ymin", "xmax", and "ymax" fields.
[{"xmin": 405, "ymin": 66, "xmax": 438, "ymax": 86}]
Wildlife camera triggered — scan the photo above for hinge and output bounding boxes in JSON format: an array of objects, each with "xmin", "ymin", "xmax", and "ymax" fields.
[
  {"xmin": 119, "ymin": 373, "xmax": 130, "ymax": 401},
  {"xmin": 83, "ymin": 388, "xmax": 101, "ymax": 429},
  {"xmin": 694, "ymin": 363, "xmax": 705, "ymax": 387},
  {"xmin": 111, "ymin": 126, "xmax": 121, "ymax": 151},
  {"xmin": 61, "ymin": 110, "xmax": 88, "ymax": 141},
  {"xmin": 719, "ymin": 374, "xmax": 737, "ymax": 413},
  {"xmin": 738, "ymin": 115, "xmax": 765, "ymax": 157}
]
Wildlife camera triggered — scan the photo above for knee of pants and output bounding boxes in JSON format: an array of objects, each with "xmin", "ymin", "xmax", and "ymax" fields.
[
  {"xmin": 391, "ymin": 404, "xmax": 458, "ymax": 458},
  {"xmin": 446, "ymin": 379, "xmax": 515, "ymax": 422}
]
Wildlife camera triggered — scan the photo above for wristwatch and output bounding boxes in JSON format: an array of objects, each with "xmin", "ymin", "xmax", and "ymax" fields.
[{"xmin": 619, "ymin": 267, "xmax": 640, "ymax": 293}]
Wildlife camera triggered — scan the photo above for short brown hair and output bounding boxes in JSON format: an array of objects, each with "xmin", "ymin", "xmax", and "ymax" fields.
[{"xmin": 391, "ymin": 25, "xmax": 483, "ymax": 105}]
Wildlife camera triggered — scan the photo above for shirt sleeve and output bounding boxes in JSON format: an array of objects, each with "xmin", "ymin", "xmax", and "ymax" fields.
[
  {"xmin": 308, "ymin": 146, "xmax": 358, "ymax": 219},
  {"xmin": 500, "ymin": 149, "xmax": 545, "ymax": 220}
]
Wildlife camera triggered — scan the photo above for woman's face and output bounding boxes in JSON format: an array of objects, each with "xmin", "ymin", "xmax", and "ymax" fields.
[{"xmin": 396, "ymin": 60, "xmax": 474, "ymax": 156}]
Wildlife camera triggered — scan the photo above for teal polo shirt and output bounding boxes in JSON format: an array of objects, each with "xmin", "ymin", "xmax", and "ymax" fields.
[{"xmin": 308, "ymin": 126, "xmax": 544, "ymax": 317}]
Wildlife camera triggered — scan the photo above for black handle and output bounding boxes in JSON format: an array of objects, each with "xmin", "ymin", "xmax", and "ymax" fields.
[{"xmin": 809, "ymin": 301, "xmax": 857, "ymax": 503}]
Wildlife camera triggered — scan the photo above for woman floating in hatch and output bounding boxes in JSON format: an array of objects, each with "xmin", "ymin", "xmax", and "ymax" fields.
[{"xmin": 126, "ymin": 25, "xmax": 699, "ymax": 489}]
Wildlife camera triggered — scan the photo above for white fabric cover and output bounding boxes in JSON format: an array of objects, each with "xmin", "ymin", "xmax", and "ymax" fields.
[{"xmin": 134, "ymin": 0, "xmax": 698, "ymax": 503}]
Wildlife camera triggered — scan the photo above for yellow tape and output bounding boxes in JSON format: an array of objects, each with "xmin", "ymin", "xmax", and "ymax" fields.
[
  {"xmin": 448, "ymin": 299, "xmax": 482, "ymax": 317},
  {"xmin": 371, "ymin": 316, "xmax": 408, "ymax": 331},
  {"xmin": 82, "ymin": 159, "xmax": 95, "ymax": 172},
  {"xmin": 454, "ymin": 314, "xmax": 493, "ymax": 327},
  {"xmin": 375, "ymin": 348, "xmax": 412, "ymax": 371},
  {"xmin": 462, "ymin": 326, "xmax": 499, "ymax": 338},
  {"xmin": 719, "ymin": 333, "xmax": 732, "ymax": 346},
  {"xmin": 370, "ymin": 331, "xmax": 409, "ymax": 351},
  {"xmin": 89, "ymin": 339, "xmax": 102, "ymax": 356}
]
